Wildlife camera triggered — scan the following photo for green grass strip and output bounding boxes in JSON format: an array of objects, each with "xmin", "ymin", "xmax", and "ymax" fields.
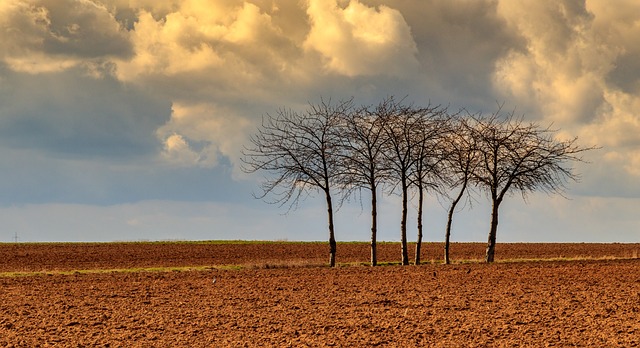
[
  {"xmin": 1, "ymin": 255, "xmax": 637, "ymax": 278},
  {"xmin": 0, "ymin": 265, "xmax": 243, "ymax": 278}
]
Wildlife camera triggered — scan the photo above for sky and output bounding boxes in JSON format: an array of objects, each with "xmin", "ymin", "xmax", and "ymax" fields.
[{"xmin": 0, "ymin": 0, "xmax": 639, "ymax": 244}]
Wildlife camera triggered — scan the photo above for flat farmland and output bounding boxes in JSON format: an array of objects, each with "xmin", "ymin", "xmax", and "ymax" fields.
[
  {"xmin": 2, "ymin": 241, "xmax": 640, "ymax": 272},
  {"xmin": 1, "ymin": 242, "xmax": 640, "ymax": 347}
]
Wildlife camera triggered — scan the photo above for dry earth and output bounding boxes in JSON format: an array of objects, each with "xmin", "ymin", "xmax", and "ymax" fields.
[
  {"xmin": 1, "ymin": 242, "xmax": 639, "ymax": 347},
  {"xmin": 2, "ymin": 242, "xmax": 639, "ymax": 272}
]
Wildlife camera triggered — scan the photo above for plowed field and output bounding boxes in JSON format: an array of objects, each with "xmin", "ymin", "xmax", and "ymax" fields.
[{"xmin": 1, "ymin": 242, "xmax": 639, "ymax": 347}]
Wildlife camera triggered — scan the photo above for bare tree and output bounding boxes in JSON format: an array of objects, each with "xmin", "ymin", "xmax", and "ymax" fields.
[
  {"xmin": 441, "ymin": 114, "xmax": 480, "ymax": 264},
  {"xmin": 380, "ymin": 97, "xmax": 425, "ymax": 266},
  {"xmin": 470, "ymin": 109, "xmax": 594, "ymax": 262},
  {"xmin": 408, "ymin": 105, "xmax": 450, "ymax": 265},
  {"xmin": 242, "ymin": 99, "xmax": 352, "ymax": 267},
  {"xmin": 337, "ymin": 103, "xmax": 391, "ymax": 266}
]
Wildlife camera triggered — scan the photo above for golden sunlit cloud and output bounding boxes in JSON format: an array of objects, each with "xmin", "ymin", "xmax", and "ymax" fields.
[
  {"xmin": 4, "ymin": 54, "xmax": 77, "ymax": 74},
  {"xmin": 116, "ymin": 9, "xmax": 220, "ymax": 78},
  {"xmin": 494, "ymin": 0, "xmax": 610, "ymax": 124},
  {"xmin": 157, "ymin": 103, "xmax": 251, "ymax": 169},
  {"xmin": 0, "ymin": 0, "xmax": 130, "ymax": 74},
  {"xmin": 304, "ymin": 0, "xmax": 418, "ymax": 77},
  {"xmin": 493, "ymin": 0, "xmax": 640, "ymax": 177},
  {"xmin": 161, "ymin": 133, "xmax": 201, "ymax": 166},
  {"xmin": 115, "ymin": 0, "xmax": 292, "ymax": 82},
  {"xmin": 580, "ymin": 91, "xmax": 640, "ymax": 148}
]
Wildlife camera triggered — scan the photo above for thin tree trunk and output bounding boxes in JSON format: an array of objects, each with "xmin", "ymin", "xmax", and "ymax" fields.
[
  {"xmin": 370, "ymin": 184, "xmax": 378, "ymax": 267},
  {"xmin": 485, "ymin": 198, "xmax": 499, "ymax": 263},
  {"xmin": 445, "ymin": 181, "xmax": 467, "ymax": 264},
  {"xmin": 444, "ymin": 206, "xmax": 454, "ymax": 265},
  {"xmin": 401, "ymin": 177, "xmax": 409, "ymax": 266},
  {"xmin": 325, "ymin": 190, "xmax": 337, "ymax": 267},
  {"xmin": 415, "ymin": 185, "xmax": 423, "ymax": 265}
]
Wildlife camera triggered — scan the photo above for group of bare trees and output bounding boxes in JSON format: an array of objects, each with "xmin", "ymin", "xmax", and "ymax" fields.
[{"xmin": 242, "ymin": 97, "xmax": 593, "ymax": 267}]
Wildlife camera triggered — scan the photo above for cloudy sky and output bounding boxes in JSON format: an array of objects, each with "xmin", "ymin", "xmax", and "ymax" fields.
[{"xmin": 1, "ymin": 0, "xmax": 639, "ymax": 243}]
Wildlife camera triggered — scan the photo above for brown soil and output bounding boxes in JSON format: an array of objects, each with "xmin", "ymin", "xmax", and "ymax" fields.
[
  {"xmin": 1, "ymin": 242, "xmax": 639, "ymax": 272},
  {"xmin": 1, "ymin": 242, "xmax": 639, "ymax": 347}
]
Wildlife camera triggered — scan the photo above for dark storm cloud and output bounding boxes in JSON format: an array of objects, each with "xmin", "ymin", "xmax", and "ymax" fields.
[
  {"xmin": 0, "ymin": 65, "xmax": 171, "ymax": 158},
  {"xmin": 606, "ymin": 52, "xmax": 640, "ymax": 94},
  {"xmin": 357, "ymin": 0, "xmax": 523, "ymax": 110},
  {"xmin": 0, "ymin": 0, "xmax": 132, "ymax": 60}
]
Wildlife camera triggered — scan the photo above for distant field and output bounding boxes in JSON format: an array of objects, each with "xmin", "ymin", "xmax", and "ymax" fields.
[
  {"xmin": 1, "ymin": 242, "xmax": 639, "ymax": 346},
  {"xmin": 1, "ymin": 241, "xmax": 640, "ymax": 273}
]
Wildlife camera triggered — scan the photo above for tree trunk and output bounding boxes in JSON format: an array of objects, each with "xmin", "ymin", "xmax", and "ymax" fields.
[
  {"xmin": 370, "ymin": 184, "xmax": 378, "ymax": 267},
  {"xmin": 415, "ymin": 185, "xmax": 423, "ymax": 265},
  {"xmin": 485, "ymin": 198, "xmax": 499, "ymax": 263},
  {"xmin": 325, "ymin": 190, "xmax": 337, "ymax": 267},
  {"xmin": 445, "ymin": 182, "xmax": 467, "ymax": 265},
  {"xmin": 400, "ymin": 177, "xmax": 409, "ymax": 266},
  {"xmin": 444, "ymin": 205, "xmax": 454, "ymax": 265}
]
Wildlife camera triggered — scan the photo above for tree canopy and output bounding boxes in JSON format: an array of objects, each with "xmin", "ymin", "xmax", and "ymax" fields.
[{"xmin": 244, "ymin": 98, "xmax": 594, "ymax": 265}]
